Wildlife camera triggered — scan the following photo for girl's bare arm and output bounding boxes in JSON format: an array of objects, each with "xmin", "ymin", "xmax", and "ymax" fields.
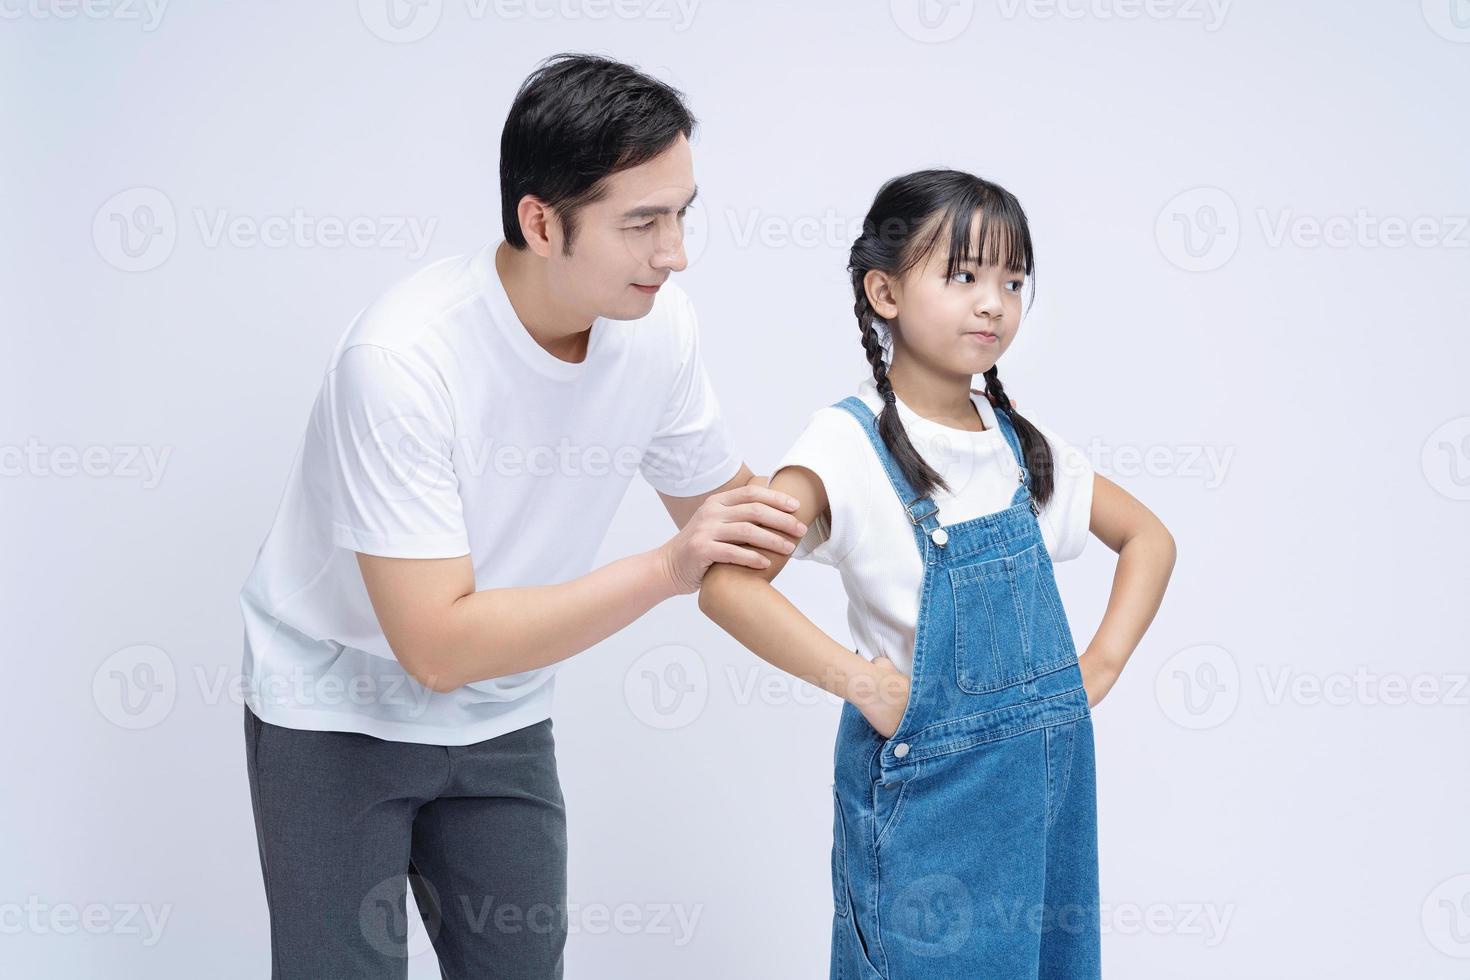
[
  {"xmin": 357, "ymin": 482, "xmax": 803, "ymax": 693},
  {"xmin": 1076, "ymin": 472, "xmax": 1178, "ymax": 705},
  {"xmin": 698, "ymin": 465, "xmax": 910, "ymax": 737}
]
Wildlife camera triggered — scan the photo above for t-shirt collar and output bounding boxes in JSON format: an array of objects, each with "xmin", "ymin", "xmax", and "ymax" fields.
[
  {"xmin": 471, "ymin": 241, "xmax": 606, "ymax": 382},
  {"xmin": 856, "ymin": 375, "xmax": 1000, "ymax": 436}
]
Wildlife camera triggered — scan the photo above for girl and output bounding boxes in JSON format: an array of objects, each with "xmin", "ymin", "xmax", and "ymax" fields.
[{"xmin": 699, "ymin": 169, "xmax": 1176, "ymax": 979}]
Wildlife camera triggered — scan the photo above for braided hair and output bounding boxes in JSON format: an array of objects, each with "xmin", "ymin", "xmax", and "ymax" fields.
[{"xmin": 847, "ymin": 169, "xmax": 1055, "ymax": 508}]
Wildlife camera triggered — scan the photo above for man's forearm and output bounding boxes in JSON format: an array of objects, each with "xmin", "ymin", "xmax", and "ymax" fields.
[{"xmin": 423, "ymin": 549, "xmax": 678, "ymax": 690}]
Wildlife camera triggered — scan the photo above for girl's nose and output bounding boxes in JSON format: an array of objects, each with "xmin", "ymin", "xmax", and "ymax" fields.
[{"xmin": 973, "ymin": 289, "xmax": 1004, "ymax": 319}]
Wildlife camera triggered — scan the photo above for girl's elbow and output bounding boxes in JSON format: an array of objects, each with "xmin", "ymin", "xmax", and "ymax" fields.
[
  {"xmin": 1155, "ymin": 523, "xmax": 1178, "ymax": 567},
  {"xmin": 696, "ymin": 576, "xmax": 729, "ymax": 618},
  {"xmin": 697, "ymin": 564, "xmax": 743, "ymax": 617}
]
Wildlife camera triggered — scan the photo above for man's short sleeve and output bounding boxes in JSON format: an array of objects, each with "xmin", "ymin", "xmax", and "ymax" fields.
[
  {"xmin": 317, "ymin": 344, "xmax": 471, "ymax": 559},
  {"xmin": 638, "ymin": 293, "xmax": 741, "ymax": 497}
]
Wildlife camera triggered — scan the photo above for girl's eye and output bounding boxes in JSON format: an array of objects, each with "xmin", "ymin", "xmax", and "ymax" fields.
[
  {"xmin": 950, "ymin": 270, "xmax": 975, "ymax": 284},
  {"xmin": 1005, "ymin": 279, "xmax": 1024, "ymax": 292}
]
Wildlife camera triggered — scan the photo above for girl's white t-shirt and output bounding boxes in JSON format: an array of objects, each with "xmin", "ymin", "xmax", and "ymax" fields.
[{"xmin": 774, "ymin": 377, "xmax": 1094, "ymax": 676}]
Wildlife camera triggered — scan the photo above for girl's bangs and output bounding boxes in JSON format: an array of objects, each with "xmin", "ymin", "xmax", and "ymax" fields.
[{"xmin": 901, "ymin": 187, "xmax": 1033, "ymax": 281}]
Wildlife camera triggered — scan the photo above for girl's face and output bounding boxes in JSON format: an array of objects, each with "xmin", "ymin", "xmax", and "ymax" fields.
[{"xmin": 868, "ymin": 214, "xmax": 1027, "ymax": 378}]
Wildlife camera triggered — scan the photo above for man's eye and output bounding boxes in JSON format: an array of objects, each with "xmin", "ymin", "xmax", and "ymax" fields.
[{"xmin": 633, "ymin": 220, "xmax": 656, "ymax": 231}]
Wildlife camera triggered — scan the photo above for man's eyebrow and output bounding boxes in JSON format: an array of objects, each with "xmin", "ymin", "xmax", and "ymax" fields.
[{"xmin": 619, "ymin": 186, "xmax": 699, "ymax": 221}]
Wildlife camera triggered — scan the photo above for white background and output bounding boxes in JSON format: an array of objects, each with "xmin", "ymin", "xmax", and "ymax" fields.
[{"xmin": 4, "ymin": 1, "xmax": 1469, "ymax": 976}]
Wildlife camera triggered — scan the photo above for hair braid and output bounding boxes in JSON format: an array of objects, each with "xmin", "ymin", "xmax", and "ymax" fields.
[
  {"xmin": 984, "ymin": 365, "xmax": 1055, "ymax": 508},
  {"xmin": 855, "ymin": 294, "xmax": 950, "ymax": 499}
]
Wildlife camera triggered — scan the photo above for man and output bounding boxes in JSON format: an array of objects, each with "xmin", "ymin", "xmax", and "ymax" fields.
[{"xmin": 238, "ymin": 53, "xmax": 804, "ymax": 979}]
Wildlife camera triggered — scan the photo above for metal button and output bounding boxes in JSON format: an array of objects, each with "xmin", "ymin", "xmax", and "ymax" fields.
[
  {"xmin": 930, "ymin": 528, "xmax": 948, "ymax": 546},
  {"xmin": 893, "ymin": 742, "xmax": 910, "ymax": 758}
]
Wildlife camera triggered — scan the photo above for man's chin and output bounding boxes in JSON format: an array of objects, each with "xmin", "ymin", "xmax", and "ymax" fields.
[{"xmin": 601, "ymin": 294, "xmax": 659, "ymax": 322}]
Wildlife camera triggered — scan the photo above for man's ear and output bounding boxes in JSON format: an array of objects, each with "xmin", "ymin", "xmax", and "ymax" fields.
[
  {"xmin": 864, "ymin": 268, "xmax": 899, "ymax": 321},
  {"xmin": 516, "ymin": 195, "xmax": 554, "ymax": 259}
]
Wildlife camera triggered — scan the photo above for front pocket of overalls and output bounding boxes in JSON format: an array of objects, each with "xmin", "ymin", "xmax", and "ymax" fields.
[
  {"xmin": 831, "ymin": 787, "xmax": 850, "ymax": 918},
  {"xmin": 832, "ymin": 788, "xmax": 887, "ymax": 979},
  {"xmin": 949, "ymin": 541, "xmax": 1076, "ymax": 694}
]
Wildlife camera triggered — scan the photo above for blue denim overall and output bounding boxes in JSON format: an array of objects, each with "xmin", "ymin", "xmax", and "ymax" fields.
[{"xmin": 828, "ymin": 396, "xmax": 1100, "ymax": 980}]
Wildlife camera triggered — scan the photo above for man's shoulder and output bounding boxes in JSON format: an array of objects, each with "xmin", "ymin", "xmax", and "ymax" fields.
[{"xmin": 335, "ymin": 250, "xmax": 486, "ymax": 360}]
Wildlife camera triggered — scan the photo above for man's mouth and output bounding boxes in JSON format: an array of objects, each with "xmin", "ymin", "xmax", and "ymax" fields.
[{"xmin": 632, "ymin": 282, "xmax": 664, "ymax": 294}]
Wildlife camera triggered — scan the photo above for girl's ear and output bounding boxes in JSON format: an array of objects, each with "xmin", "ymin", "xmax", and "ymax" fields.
[{"xmin": 863, "ymin": 269, "xmax": 900, "ymax": 321}]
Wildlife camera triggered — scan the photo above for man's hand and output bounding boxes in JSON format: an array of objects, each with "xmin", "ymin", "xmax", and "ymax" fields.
[
  {"xmin": 656, "ymin": 483, "xmax": 806, "ymax": 595},
  {"xmin": 852, "ymin": 655, "xmax": 910, "ymax": 739}
]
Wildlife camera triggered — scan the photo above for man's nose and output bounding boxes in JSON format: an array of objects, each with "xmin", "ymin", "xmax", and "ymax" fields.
[{"xmin": 652, "ymin": 220, "xmax": 688, "ymax": 273}]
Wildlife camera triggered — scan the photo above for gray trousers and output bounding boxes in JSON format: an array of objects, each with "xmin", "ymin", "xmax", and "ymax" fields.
[{"xmin": 243, "ymin": 705, "xmax": 568, "ymax": 979}]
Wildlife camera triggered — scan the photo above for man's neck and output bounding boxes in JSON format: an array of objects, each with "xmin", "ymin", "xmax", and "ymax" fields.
[{"xmin": 494, "ymin": 241, "xmax": 594, "ymax": 364}]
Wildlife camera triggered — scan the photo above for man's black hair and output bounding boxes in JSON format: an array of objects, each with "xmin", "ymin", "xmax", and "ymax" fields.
[{"xmin": 500, "ymin": 53, "xmax": 696, "ymax": 253}]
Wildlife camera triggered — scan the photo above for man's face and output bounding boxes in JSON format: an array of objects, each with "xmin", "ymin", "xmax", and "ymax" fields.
[{"xmin": 544, "ymin": 133, "xmax": 696, "ymax": 322}]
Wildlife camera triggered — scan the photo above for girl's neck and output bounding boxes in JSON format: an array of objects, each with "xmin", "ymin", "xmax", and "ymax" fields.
[{"xmin": 885, "ymin": 357, "xmax": 984, "ymax": 432}]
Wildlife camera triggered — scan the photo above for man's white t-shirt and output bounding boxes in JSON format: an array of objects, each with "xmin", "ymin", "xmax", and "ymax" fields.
[
  {"xmin": 239, "ymin": 242, "xmax": 741, "ymax": 745},
  {"xmin": 774, "ymin": 377, "xmax": 1094, "ymax": 676}
]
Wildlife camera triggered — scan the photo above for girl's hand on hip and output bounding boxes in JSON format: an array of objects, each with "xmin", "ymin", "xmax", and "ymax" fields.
[
  {"xmin": 855, "ymin": 655, "xmax": 910, "ymax": 739},
  {"xmin": 1079, "ymin": 650, "xmax": 1122, "ymax": 708}
]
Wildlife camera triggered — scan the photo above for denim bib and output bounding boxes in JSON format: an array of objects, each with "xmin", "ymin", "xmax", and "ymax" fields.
[{"xmin": 827, "ymin": 394, "xmax": 1100, "ymax": 979}]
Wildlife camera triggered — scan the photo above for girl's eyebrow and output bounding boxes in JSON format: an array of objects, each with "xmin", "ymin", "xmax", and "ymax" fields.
[
  {"xmin": 951, "ymin": 256, "xmax": 1027, "ymax": 274},
  {"xmin": 619, "ymin": 186, "xmax": 699, "ymax": 222}
]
